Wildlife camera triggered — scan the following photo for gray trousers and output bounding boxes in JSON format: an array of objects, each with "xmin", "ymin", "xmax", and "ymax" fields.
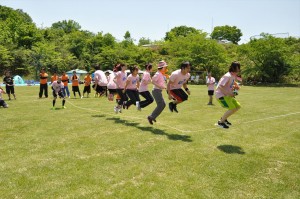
[{"xmin": 150, "ymin": 89, "xmax": 166, "ymax": 120}]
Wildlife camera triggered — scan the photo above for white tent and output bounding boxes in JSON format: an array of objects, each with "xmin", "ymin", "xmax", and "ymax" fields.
[{"xmin": 66, "ymin": 69, "xmax": 88, "ymax": 79}]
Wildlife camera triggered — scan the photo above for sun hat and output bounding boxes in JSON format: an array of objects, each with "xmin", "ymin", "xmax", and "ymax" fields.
[{"xmin": 157, "ymin": 60, "xmax": 168, "ymax": 69}]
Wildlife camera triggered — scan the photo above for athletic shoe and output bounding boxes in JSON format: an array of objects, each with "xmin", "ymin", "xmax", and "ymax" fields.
[
  {"xmin": 3, "ymin": 103, "xmax": 8, "ymax": 108},
  {"xmin": 136, "ymin": 102, "xmax": 141, "ymax": 111},
  {"xmin": 169, "ymin": 102, "xmax": 174, "ymax": 112},
  {"xmin": 147, "ymin": 116, "xmax": 154, "ymax": 125},
  {"xmin": 217, "ymin": 121, "xmax": 229, "ymax": 129},
  {"xmin": 173, "ymin": 104, "xmax": 178, "ymax": 113},
  {"xmin": 225, "ymin": 119, "xmax": 232, "ymax": 126},
  {"xmin": 81, "ymin": 96, "xmax": 83, "ymax": 99},
  {"xmin": 207, "ymin": 102, "xmax": 213, "ymax": 105},
  {"xmin": 62, "ymin": 106, "xmax": 66, "ymax": 109},
  {"xmin": 114, "ymin": 106, "xmax": 118, "ymax": 114},
  {"xmin": 51, "ymin": 107, "xmax": 56, "ymax": 110}
]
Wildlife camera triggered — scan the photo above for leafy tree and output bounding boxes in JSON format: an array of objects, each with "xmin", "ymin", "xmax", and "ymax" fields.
[
  {"xmin": 51, "ymin": 20, "xmax": 81, "ymax": 34},
  {"xmin": 0, "ymin": 45, "xmax": 13, "ymax": 75},
  {"xmin": 138, "ymin": 37, "xmax": 151, "ymax": 46},
  {"xmin": 238, "ymin": 34, "xmax": 292, "ymax": 83},
  {"xmin": 165, "ymin": 25, "xmax": 200, "ymax": 41},
  {"xmin": 165, "ymin": 32, "xmax": 227, "ymax": 78},
  {"xmin": 211, "ymin": 25, "xmax": 242, "ymax": 44}
]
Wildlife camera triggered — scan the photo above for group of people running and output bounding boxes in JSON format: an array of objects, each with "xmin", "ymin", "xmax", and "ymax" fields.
[{"xmin": 2, "ymin": 60, "xmax": 241, "ymax": 129}]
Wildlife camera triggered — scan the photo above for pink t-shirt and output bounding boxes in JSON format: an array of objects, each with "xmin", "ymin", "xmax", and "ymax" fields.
[
  {"xmin": 152, "ymin": 71, "xmax": 165, "ymax": 90},
  {"xmin": 126, "ymin": 74, "xmax": 139, "ymax": 90},
  {"xmin": 207, "ymin": 77, "xmax": 215, "ymax": 91},
  {"xmin": 107, "ymin": 73, "xmax": 117, "ymax": 89},
  {"xmin": 114, "ymin": 71, "xmax": 127, "ymax": 89},
  {"xmin": 215, "ymin": 72, "xmax": 235, "ymax": 99},
  {"xmin": 52, "ymin": 81, "xmax": 64, "ymax": 93},
  {"xmin": 169, "ymin": 69, "xmax": 191, "ymax": 90},
  {"xmin": 139, "ymin": 71, "xmax": 151, "ymax": 92},
  {"xmin": 94, "ymin": 70, "xmax": 108, "ymax": 86}
]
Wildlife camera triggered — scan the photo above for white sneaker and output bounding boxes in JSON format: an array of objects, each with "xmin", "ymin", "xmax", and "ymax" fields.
[
  {"xmin": 81, "ymin": 96, "xmax": 83, "ymax": 99},
  {"xmin": 114, "ymin": 106, "xmax": 118, "ymax": 114},
  {"xmin": 136, "ymin": 101, "xmax": 141, "ymax": 111}
]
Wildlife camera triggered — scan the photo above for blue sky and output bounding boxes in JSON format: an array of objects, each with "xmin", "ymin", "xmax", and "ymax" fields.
[{"xmin": 1, "ymin": 0, "xmax": 300, "ymax": 43}]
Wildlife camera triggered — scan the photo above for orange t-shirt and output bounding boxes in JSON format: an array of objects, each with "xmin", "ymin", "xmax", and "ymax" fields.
[
  {"xmin": 51, "ymin": 75, "xmax": 58, "ymax": 83},
  {"xmin": 72, "ymin": 75, "xmax": 79, "ymax": 86},
  {"xmin": 61, "ymin": 75, "xmax": 69, "ymax": 86},
  {"xmin": 40, "ymin": 72, "xmax": 48, "ymax": 84},
  {"xmin": 84, "ymin": 75, "xmax": 92, "ymax": 86}
]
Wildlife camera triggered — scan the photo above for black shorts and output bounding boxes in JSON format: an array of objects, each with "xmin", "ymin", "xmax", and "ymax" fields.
[
  {"xmin": 169, "ymin": 89, "xmax": 188, "ymax": 102},
  {"xmin": 95, "ymin": 85, "xmax": 105, "ymax": 93},
  {"xmin": 53, "ymin": 91, "xmax": 64, "ymax": 98},
  {"xmin": 208, "ymin": 90, "xmax": 214, "ymax": 96},
  {"xmin": 108, "ymin": 89, "xmax": 117, "ymax": 94},
  {"xmin": 72, "ymin": 86, "xmax": 80, "ymax": 92},
  {"xmin": 83, "ymin": 85, "xmax": 91, "ymax": 93},
  {"xmin": 6, "ymin": 85, "xmax": 15, "ymax": 94}
]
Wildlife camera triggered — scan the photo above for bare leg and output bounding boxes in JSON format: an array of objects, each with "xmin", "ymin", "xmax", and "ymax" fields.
[{"xmin": 220, "ymin": 107, "xmax": 240, "ymax": 122}]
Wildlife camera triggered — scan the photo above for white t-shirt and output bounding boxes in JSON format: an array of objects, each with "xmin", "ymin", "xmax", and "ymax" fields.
[
  {"xmin": 169, "ymin": 69, "xmax": 191, "ymax": 90},
  {"xmin": 94, "ymin": 70, "xmax": 108, "ymax": 86},
  {"xmin": 139, "ymin": 71, "xmax": 151, "ymax": 92},
  {"xmin": 207, "ymin": 77, "xmax": 215, "ymax": 91}
]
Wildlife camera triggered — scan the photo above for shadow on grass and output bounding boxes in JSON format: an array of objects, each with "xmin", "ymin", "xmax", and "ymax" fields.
[
  {"xmin": 91, "ymin": 114, "xmax": 106, "ymax": 118},
  {"xmin": 107, "ymin": 117, "xmax": 192, "ymax": 142},
  {"xmin": 217, "ymin": 145, "xmax": 245, "ymax": 154}
]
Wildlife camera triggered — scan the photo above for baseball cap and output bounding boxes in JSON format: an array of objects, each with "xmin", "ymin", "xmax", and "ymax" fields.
[{"xmin": 158, "ymin": 60, "xmax": 168, "ymax": 69}]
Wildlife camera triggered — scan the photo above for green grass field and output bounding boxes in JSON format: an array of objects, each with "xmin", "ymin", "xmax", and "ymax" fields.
[{"xmin": 1, "ymin": 85, "xmax": 300, "ymax": 198}]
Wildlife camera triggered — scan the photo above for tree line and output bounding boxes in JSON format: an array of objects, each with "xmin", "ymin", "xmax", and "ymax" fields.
[{"xmin": 0, "ymin": 5, "xmax": 299, "ymax": 84}]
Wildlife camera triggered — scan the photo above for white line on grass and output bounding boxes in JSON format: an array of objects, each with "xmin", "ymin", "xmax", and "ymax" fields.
[{"xmin": 66, "ymin": 100, "xmax": 300, "ymax": 133}]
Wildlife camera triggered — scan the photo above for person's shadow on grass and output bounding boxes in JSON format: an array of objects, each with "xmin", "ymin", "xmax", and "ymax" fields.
[
  {"xmin": 106, "ymin": 117, "xmax": 192, "ymax": 142},
  {"xmin": 217, "ymin": 145, "xmax": 245, "ymax": 154}
]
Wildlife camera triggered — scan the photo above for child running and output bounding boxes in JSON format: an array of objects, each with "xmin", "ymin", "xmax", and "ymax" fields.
[
  {"xmin": 139, "ymin": 63, "xmax": 154, "ymax": 109},
  {"xmin": 107, "ymin": 64, "xmax": 118, "ymax": 101},
  {"xmin": 167, "ymin": 61, "xmax": 191, "ymax": 113},
  {"xmin": 147, "ymin": 61, "xmax": 168, "ymax": 125},
  {"xmin": 124, "ymin": 65, "xmax": 141, "ymax": 110},
  {"xmin": 113, "ymin": 63, "xmax": 128, "ymax": 113},
  {"xmin": 93, "ymin": 66, "xmax": 108, "ymax": 97},
  {"xmin": 51, "ymin": 78, "xmax": 66, "ymax": 110},
  {"xmin": 215, "ymin": 61, "xmax": 241, "ymax": 129}
]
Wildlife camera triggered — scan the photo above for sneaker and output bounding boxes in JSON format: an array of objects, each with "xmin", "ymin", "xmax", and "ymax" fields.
[
  {"xmin": 225, "ymin": 119, "xmax": 232, "ymax": 126},
  {"xmin": 62, "ymin": 106, "xmax": 66, "ymax": 109},
  {"xmin": 51, "ymin": 107, "xmax": 56, "ymax": 110},
  {"xmin": 217, "ymin": 121, "xmax": 229, "ymax": 129},
  {"xmin": 169, "ymin": 102, "xmax": 174, "ymax": 112},
  {"xmin": 114, "ymin": 106, "xmax": 119, "ymax": 114},
  {"xmin": 136, "ymin": 102, "xmax": 141, "ymax": 111},
  {"xmin": 147, "ymin": 116, "xmax": 153, "ymax": 125},
  {"xmin": 3, "ymin": 103, "xmax": 8, "ymax": 108},
  {"xmin": 173, "ymin": 104, "xmax": 178, "ymax": 113},
  {"xmin": 81, "ymin": 96, "xmax": 83, "ymax": 99},
  {"xmin": 207, "ymin": 102, "xmax": 213, "ymax": 105}
]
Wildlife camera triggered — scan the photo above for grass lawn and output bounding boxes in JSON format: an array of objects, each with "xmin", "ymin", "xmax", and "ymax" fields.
[{"xmin": 1, "ymin": 85, "xmax": 300, "ymax": 198}]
